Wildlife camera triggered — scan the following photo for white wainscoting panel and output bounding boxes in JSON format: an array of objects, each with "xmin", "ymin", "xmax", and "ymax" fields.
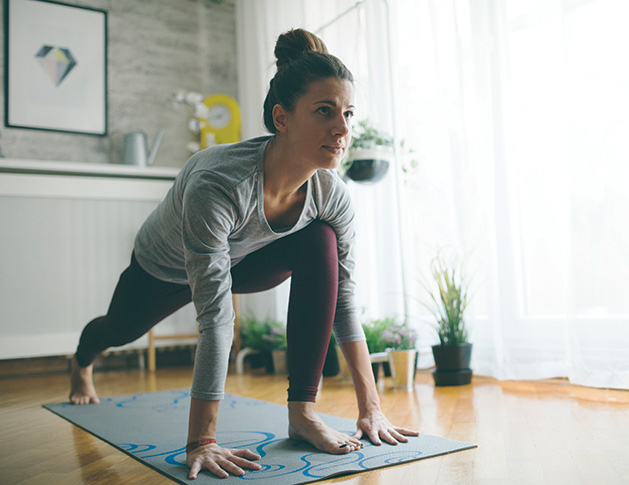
[{"xmin": 0, "ymin": 171, "xmax": 197, "ymax": 360}]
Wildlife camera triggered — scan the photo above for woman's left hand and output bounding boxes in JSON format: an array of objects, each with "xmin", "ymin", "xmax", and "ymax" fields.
[{"xmin": 353, "ymin": 409, "xmax": 419, "ymax": 446}]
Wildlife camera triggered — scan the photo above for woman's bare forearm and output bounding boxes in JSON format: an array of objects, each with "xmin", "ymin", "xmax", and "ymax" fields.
[
  {"xmin": 188, "ymin": 398, "xmax": 220, "ymax": 443},
  {"xmin": 339, "ymin": 340, "xmax": 381, "ymax": 415}
]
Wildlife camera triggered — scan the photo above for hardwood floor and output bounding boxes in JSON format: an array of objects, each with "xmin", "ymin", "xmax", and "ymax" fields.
[{"xmin": 1, "ymin": 365, "xmax": 628, "ymax": 484}]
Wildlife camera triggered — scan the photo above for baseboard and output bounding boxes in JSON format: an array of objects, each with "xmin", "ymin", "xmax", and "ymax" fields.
[{"xmin": 0, "ymin": 345, "xmax": 196, "ymax": 378}]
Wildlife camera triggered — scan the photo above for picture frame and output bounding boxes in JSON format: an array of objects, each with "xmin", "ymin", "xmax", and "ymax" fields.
[{"xmin": 3, "ymin": 0, "xmax": 108, "ymax": 135}]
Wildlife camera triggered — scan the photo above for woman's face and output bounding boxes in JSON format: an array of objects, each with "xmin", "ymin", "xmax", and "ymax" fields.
[{"xmin": 279, "ymin": 77, "xmax": 355, "ymax": 171}]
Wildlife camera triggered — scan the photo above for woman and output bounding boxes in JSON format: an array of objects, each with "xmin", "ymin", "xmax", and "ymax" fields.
[{"xmin": 70, "ymin": 28, "xmax": 418, "ymax": 480}]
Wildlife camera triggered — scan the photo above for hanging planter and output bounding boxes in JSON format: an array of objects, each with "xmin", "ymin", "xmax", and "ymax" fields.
[
  {"xmin": 339, "ymin": 119, "xmax": 418, "ymax": 185},
  {"xmin": 339, "ymin": 119, "xmax": 395, "ymax": 185},
  {"xmin": 345, "ymin": 147, "xmax": 392, "ymax": 184}
]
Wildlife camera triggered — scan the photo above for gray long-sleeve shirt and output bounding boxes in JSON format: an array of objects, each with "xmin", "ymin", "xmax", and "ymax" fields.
[{"xmin": 134, "ymin": 135, "xmax": 365, "ymax": 400}]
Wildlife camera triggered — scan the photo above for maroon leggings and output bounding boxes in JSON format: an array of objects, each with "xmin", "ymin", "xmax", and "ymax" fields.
[{"xmin": 75, "ymin": 220, "xmax": 338, "ymax": 402}]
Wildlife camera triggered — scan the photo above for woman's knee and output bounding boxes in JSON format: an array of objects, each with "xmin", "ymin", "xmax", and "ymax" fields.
[
  {"xmin": 289, "ymin": 220, "xmax": 338, "ymax": 273},
  {"xmin": 300, "ymin": 220, "xmax": 337, "ymax": 253}
]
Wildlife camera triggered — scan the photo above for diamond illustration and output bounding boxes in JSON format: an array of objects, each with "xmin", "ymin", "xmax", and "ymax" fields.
[{"xmin": 35, "ymin": 45, "xmax": 78, "ymax": 87}]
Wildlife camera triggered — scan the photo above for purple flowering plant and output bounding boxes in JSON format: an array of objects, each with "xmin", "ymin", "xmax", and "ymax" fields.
[
  {"xmin": 381, "ymin": 323, "xmax": 418, "ymax": 351},
  {"xmin": 261, "ymin": 326, "xmax": 287, "ymax": 351}
]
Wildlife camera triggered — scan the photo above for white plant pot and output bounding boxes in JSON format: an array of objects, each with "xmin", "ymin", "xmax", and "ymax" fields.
[
  {"xmin": 272, "ymin": 349, "xmax": 287, "ymax": 375},
  {"xmin": 388, "ymin": 349, "xmax": 419, "ymax": 390}
]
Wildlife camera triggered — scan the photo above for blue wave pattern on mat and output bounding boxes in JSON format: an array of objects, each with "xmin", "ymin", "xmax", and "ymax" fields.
[{"xmin": 44, "ymin": 389, "xmax": 475, "ymax": 484}]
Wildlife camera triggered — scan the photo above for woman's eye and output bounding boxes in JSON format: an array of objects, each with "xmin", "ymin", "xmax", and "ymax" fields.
[
  {"xmin": 345, "ymin": 111, "xmax": 355, "ymax": 119},
  {"xmin": 317, "ymin": 106, "xmax": 330, "ymax": 115}
]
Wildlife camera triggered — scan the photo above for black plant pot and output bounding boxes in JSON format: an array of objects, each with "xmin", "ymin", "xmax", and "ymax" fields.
[
  {"xmin": 370, "ymin": 362, "xmax": 391, "ymax": 382},
  {"xmin": 262, "ymin": 351, "xmax": 274, "ymax": 373},
  {"xmin": 370, "ymin": 362, "xmax": 393, "ymax": 383},
  {"xmin": 432, "ymin": 368, "xmax": 472, "ymax": 386},
  {"xmin": 371, "ymin": 362, "xmax": 382, "ymax": 382},
  {"xmin": 249, "ymin": 351, "xmax": 274, "ymax": 373},
  {"xmin": 383, "ymin": 361, "xmax": 392, "ymax": 377},
  {"xmin": 322, "ymin": 340, "xmax": 340, "ymax": 377},
  {"xmin": 345, "ymin": 158, "xmax": 390, "ymax": 184},
  {"xmin": 431, "ymin": 343, "xmax": 473, "ymax": 386}
]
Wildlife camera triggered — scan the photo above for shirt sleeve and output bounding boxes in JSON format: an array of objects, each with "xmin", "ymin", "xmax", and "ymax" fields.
[
  {"xmin": 182, "ymin": 171, "xmax": 238, "ymax": 401},
  {"xmin": 319, "ymin": 176, "xmax": 366, "ymax": 344}
]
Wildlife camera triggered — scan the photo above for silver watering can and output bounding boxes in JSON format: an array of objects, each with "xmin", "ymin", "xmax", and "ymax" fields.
[{"xmin": 123, "ymin": 130, "xmax": 164, "ymax": 167}]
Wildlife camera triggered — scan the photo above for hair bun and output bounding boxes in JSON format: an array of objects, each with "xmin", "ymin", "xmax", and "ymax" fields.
[{"xmin": 274, "ymin": 28, "xmax": 329, "ymax": 70}]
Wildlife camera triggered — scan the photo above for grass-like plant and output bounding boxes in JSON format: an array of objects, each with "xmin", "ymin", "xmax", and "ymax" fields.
[
  {"xmin": 239, "ymin": 314, "xmax": 286, "ymax": 352},
  {"xmin": 426, "ymin": 254, "xmax": 470, "ymax": 346}
]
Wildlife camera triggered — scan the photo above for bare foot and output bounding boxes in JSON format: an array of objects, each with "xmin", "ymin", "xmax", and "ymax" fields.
[
  {"xmin": 69, "ymin": 355, "xmax": 100, "ymax": 405},
  {"xmin": 288, "ymin": 402, "xmax": 363, "ymax": 454}
]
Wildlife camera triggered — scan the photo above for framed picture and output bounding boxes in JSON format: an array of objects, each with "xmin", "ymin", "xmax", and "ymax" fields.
[{"xmin": 3, "ymin": 0, "xmax": 108, "ymax": 135}]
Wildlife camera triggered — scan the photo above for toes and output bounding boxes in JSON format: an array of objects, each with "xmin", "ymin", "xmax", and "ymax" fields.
[
  {"xmin": 70, "ymin": 394, "xmax": 99, "ymax": 405},
  {"xmin": 335, "ymin": 443, "xmax": 357, "ymax": 454},
  {"xmin": 338, "ymin": 439, "xmax": 364, "ymax": 453}
]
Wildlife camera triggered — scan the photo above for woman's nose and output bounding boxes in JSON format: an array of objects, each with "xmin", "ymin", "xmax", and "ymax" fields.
[{"xmin": 332, "ymin": 114, "xmax": 351, "ymax": 137}]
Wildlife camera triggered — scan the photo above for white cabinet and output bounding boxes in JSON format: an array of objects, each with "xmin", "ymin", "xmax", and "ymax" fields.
[{"xmin": 0, "ymin": 159, "xmax": 197, "ymax": 360}]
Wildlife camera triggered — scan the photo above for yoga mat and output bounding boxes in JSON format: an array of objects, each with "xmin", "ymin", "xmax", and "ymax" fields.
[{"xmin": 44, "ymin": 390, "xmax": 476, "ymax": 484}]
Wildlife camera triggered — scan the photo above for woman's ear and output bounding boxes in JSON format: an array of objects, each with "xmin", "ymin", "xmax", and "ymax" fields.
[{"xmin": 272, "ymin": 104, "xmax": 289, "ymax": 133}]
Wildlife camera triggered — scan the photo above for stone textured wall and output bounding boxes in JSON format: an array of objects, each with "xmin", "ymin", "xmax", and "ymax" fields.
[{"xmin": 0, "ymin": 0, "xmax": 237, "ymax": 168}]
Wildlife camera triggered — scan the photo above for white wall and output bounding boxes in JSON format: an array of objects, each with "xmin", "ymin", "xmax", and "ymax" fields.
[{"xmin": 0, "ymin": 0, "xmax": 238, "ymax": 168}]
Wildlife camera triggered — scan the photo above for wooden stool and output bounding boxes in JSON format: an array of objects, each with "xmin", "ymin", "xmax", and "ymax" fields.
[{"xmin": 147, "ymin": 295, "xmax": 241, "ymax": 372}]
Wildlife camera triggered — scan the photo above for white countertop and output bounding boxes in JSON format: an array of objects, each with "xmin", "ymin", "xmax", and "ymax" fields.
[{"xmin": 0, "ymin": 158, "xmax": 180, "ymax": 180}]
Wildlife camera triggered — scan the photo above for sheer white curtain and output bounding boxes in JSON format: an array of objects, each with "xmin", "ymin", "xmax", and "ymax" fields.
[
  {"xmin": 235, "ymin": 0, "xmax": 405, "ymax": 325},
  {"xmin": 392, "ymin": 0, "xmax": 629, "ymax": 389},
  {"xmin": 235, "ymin": 0, "xmax": 629, "ymax": 389}
]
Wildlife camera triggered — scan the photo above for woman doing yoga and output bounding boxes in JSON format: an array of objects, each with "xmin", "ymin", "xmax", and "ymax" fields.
[{"xmin": 69, "ymin": 28, "xmax": 418, "ymax": 479}]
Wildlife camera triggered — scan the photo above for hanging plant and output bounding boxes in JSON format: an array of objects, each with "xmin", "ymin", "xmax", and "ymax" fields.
[
  {"xmin": 338, "ymin": 120, "xmax": 393, "ymax": 184},
  {"xmin": 339, "ymin": 119, "xmax": 417, "ymax": 184}
]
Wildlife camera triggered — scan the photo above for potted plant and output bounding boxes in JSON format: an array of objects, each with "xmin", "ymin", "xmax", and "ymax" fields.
[
  {"xmin": 383, "ymin": 323, "xmax": 419, "ymax": 390},
  {"xmin": 239, "ymin": 314, "xmax": 286, "ymax": 374},
  {"xmin": 425, "ymin": 253, "xmax": 473, "ymax": 386},
  {"xmin": 322, "ymin": 332, "xmax": 340, "ymax": 377},
  {"xmin": 268, "ymin": 327, "xmax": 288, "ymax": 375},
  {"xmin": 362, "ymin": 317, "xmax": 396, "ymax": 382},
  {"xmin": 339, "ymin": 119, "xmax": 394, "ymax": 184}
]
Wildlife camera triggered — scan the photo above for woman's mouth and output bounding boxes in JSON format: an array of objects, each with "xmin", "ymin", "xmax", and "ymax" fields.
[{"xmin": 323, "ymin": 145, "xmax": 344, "ymax": 155}]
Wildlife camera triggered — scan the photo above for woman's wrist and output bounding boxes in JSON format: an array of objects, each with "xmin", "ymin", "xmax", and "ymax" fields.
[
  {"xmin": 357, "ymin": 398, "xmax": 382, "ymax": 416},
  {"xmin": 186, "ymin": 438, "xmax": 217, "ymax": 453}
]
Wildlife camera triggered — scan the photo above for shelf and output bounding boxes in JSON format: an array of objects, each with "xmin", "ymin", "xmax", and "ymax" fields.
[{"xmin": 0, "ymin": 158, "xmax": 180, "ymax": 180}]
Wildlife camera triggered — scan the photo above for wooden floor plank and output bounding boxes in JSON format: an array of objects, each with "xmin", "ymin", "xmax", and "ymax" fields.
[{"xmin": 0, "ymin": 367, "xmax": 627, "ymax": 484}]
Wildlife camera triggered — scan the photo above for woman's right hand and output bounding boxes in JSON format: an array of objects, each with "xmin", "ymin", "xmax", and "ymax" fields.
[{"xmin": 187, "ymin": 442, "xmax": 262, "ymax": 479}]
